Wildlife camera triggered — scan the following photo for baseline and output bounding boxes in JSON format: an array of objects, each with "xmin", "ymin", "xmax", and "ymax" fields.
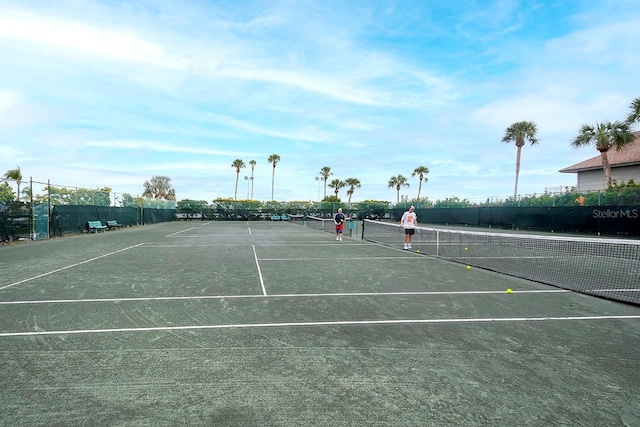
[
  {"xmin": 0, "ymin": 289, "xmax": 571, "ymax": 305},
  {"xmin": 2, "ymin": 315, "xmax": 639, "ymax": 337}
]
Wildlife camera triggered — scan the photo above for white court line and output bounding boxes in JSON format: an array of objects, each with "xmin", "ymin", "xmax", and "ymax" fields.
[
  {"xmin": 0, "ymin": 289, "xmax": 571, "ymax": 305},
  {"xmin": 259, "ymin": 256, "xmax": 421, "ymax": 261},
  {"xmin": 0, "ymin": 243, "xmax": 145, "ymax": 291},
  {"xmin": 1, "ymin": 315, "xmax": 639, "ymax": 337},
  {"xmin": 590, "ymin": 289, "xmax": 640, "ymax": 293},
  {"xmin": 165, "ymin": 228, "xmax": 195, "ymax": 237},
  {"xmin": 253, "ymin": 245, "xmax": 267, "ymax": 296},
  {"xmin": 139, "ymin": 244, "xmax": 245, "ymax": 248}
]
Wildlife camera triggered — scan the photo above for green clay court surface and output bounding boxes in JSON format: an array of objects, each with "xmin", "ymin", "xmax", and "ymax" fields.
[{"xmin": 1, "ymin": 221, "xmax": 639, "ymax": 426}]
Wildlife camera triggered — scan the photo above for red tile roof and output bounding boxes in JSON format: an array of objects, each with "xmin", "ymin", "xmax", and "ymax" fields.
[{"xmin": 559, "ymin": 131, "xmax": 640, "ymax": 173}]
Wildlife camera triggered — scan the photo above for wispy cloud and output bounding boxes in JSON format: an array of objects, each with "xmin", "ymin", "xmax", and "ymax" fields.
[
  {"xmin": 1, "ymin": 1, "xmax": 638, "ymax": 202},
  {"xmin": 0, "ymin": 9, "xmax": 188, "ymax": 69},
  {"xmin": 85, "ymin": 140, "xmax": 254, "ymax": 157},
  {"xmin": 0, "ymin": 89, "xmax": 21, "ymax": 113}
]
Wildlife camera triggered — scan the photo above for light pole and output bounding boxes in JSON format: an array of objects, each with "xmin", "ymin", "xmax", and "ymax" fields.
[
  {"xmin": 244, "ymin": 176, "xmax": 253, "ymax": 199},
  {"xmin": 315, "ymin": 176, "xmax": 322, "ymax": 202}
]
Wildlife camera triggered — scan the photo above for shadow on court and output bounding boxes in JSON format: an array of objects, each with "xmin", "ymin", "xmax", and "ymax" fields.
[{"xmin": 1, "ymin": 221, "xmax": 639, "ymax": 426}]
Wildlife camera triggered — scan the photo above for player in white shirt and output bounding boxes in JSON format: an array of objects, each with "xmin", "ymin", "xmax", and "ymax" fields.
[{"xmin": 400, "ymin": 205, "xmax": 417, "ymax": 250}]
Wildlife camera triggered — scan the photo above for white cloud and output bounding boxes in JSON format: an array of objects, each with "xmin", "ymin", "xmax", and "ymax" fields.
[
  {"xmin": 85, "ymin": 140, "xmax": 254, "ymax": 157},
  {"xmin": 0, "ymin": 144, "xmax": 25, "ymax": 160},
  {"xmin": 1, "ymin": 1, "xmax": 638, "ymax": 203},
  {"xmin": 0, "ymin": 89, "xmax": 21, "ymax": 114},
  {"xmin": 0, "ymin": 9, "xmax": 187, "ymax": 69}
]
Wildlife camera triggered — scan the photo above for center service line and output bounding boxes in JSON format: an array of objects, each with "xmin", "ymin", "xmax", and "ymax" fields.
[{"xmin": 252, "ymin": 244, "xmax": 267, "ymax": 296}]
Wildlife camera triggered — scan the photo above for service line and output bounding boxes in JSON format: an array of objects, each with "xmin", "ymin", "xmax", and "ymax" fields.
[
  {"xmin": 1, "ymin": 315, "xmax": 639, "ymax": 337},
  {"xmin": 0, "ymin": 243, "xmax": 145, "ymax": 291}
]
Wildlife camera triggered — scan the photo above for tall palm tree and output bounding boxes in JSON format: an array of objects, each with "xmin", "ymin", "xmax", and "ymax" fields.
[
  {"xmin": 626, "ymin": 97, "xmax": 640, "ymax": 126},
  {"xmin": 411, "ymin": 166, "xmax": 429, "ymax": 199},
  {"xmin": 231, "ymin": 159, "xmax": 245, "ymax": 200},
  {"xmin": 571, "ymin": 121, "xmax": 635, "ymax": 189},
  {"xmin": 267, "ymin": 154, "xmax": 280, "ymax": 201},
  {"xmin": 249, "ymin": 160, "xmax": 256, "ymax": 199},
  {"xmin": 4, "ymin": 166, "xmax": 22, "ymax": 201},
  {"xmin": 319, "ymin": 166, "xmax": 332, "ymax": 198},
  {"xmin": 329, "ymin": 178, "xmax": 346, "ymax": 199},
  {"xmin": 502, "ymin": 121, "xmax": 539, "ymax": 199},
  {"xmin": 344, "ymin": 177, "xmax": 361, "ymax": 206},
  {"xmin": 388, "ymin": 174, "xmax": 409, "ymax": 203}
]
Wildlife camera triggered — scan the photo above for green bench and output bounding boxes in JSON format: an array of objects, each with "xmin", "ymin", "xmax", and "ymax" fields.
[
  {"xmin": 87, "ymin": 221, "xmax": 107, "ymax": 233},
  {"xmin": 270, "ymin": 214, "xmax": 289, "ymax": 221},
  {"xmin": 106, "ymin": 220, "xmax": 123, "ymax": 230}
]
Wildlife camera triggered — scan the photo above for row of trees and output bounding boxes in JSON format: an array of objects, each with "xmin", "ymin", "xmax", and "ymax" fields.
[
  {"xmin": 387, "ymin": 166, "xmax": 430, "ymax": 203},
  {"xmin": 502, "ymin": 97, "xmax": 640, "ymax": 200},
  {"xmin": 2, "ymin": 176, "xmax": 638, "ymax": 209},
  {"xmin": 315, "ymin": 166, "xmax": 362, "ymax": 204},
  {"xmin": 0, "ymin": 177, "xmax": 174, "ymax": 209},
  {"xmin": 164, "ymin": 95, "xmax": 640, "ymax": 206},
  {"xmin": 231, "ymin": 154, "xmax": 281, "ymax": 201},
  {"xmin": 394, "ymin": 182, "xmax": 640, "ymax": 208},
  {"xmin": 4, "ymin": 98, "xmax": 638, "ymax": 207},
  {"xmin": 177, "ymin": 181, "xmax": 639, "ymax": 217},
  {"xmin": 177, "ymin": 198, "xmax": 391, "ymax": 220}
]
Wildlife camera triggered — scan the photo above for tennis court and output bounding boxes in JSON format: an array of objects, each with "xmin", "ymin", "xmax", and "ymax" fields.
[{"xmin": 1, "ymin": 221, "xmax": 639, "ymax": 426}]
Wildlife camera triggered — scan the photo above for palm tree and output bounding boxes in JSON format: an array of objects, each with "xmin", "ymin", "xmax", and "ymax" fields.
[
  {"xmin": 571, "ymin": 121, "xmax": 635, "ymax": 189},
  {"xmin": 411, "ymin": 166, "xmax": 429, "ymax": 199},
  {"xmin": 328, "ymin": 178, "xmax": 346, "ymax": 199},
  {"xmin": 626, "ymin": 97, "xmax": 640, "ymax": 126},
  {"xmin": 4, "ymin": 166, "xmax": 22, "ymax": 201},
  {"xmin": 231, "ymin": 159, "xmax": 245, "ymax": 200},
  {"xmin": 502, "ymin": 121, "xmax": 539, "ymax": 199},
  {"xmin": 319, "ymin": 166, "xmax": 332, "ymax": 198},
  {"xmin": 388, "ymin": 174, "xmax": 409, "ymax": 203},
  {"xmin": 267, "ymin": 154, "xmax": 280, "ymax": 201},
  {"xmin": 344, "ymin": 178, "xmax": 361, "ymax": 205},
  {"xmin": 249, "ymin": 160, "xmax": 256, "ymax": 199}
]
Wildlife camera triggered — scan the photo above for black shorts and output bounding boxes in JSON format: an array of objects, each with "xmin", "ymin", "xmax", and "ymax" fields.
[{"xmin": 405, "ymin": 228, "xmax": 415, "ymax": 235}]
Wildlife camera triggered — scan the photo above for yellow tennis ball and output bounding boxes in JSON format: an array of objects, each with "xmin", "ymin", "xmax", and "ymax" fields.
[
  {"xmin": 466, "ymin": 265, "xmax": 471, "ymax": 269},
  {"xmin": 416, "ymin": 249, "xmax": 420, "ymax": 253},
  {"xmin": 464, "ymin": 247, "xmax": 468, "ymax": 251},
  {"xmin": 507, "ymin": 288, "xmax": 513, "ymax": 294}
]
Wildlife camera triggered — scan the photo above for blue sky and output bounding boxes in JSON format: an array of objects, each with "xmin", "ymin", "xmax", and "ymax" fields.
[{"xmin": 1, "ymin": 0, "xmax": 639, "ymax": 204}]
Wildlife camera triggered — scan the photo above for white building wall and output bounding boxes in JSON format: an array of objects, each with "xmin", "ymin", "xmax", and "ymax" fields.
[
  {"xmin": 577, "ymin": 170, "xmax": 605, "ymax": 191},
  {"xmin": 611, "ymin": 165, "xmax": 640, "ymax": 185},
  {"xmin": 576, "ymin": 165, "xmax": 640, "ymax": 191}
]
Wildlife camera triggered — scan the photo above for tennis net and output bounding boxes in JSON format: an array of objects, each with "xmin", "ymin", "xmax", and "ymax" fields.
[
  {"xmin": 305, "ymin": 215, "xmax": 335, "ymax": 231},
  {"xmin": 362, "ymin": 219, "xmax": 640, "ymax": 305}
]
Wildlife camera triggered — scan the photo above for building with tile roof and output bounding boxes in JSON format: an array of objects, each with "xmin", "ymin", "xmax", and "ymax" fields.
[{"xmin": 559, "ymin": 131, "xmax": 640, "ymax": 191}]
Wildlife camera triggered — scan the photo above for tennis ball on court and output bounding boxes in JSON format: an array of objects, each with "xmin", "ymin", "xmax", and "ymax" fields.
[
  {"xmin": 416, "ymin": 249, "xmax": 420, "ymax": 253},
  {"xmin": 466, "ymin": 265, "xmax": 471, "ymax": 269},
  {"xmin": 507, "ymin": 288, "xmax": 513, "ymax": 294},
  {"xmin": 464, "ymin": 247, "xmax": 468, "ymax": 251}
]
